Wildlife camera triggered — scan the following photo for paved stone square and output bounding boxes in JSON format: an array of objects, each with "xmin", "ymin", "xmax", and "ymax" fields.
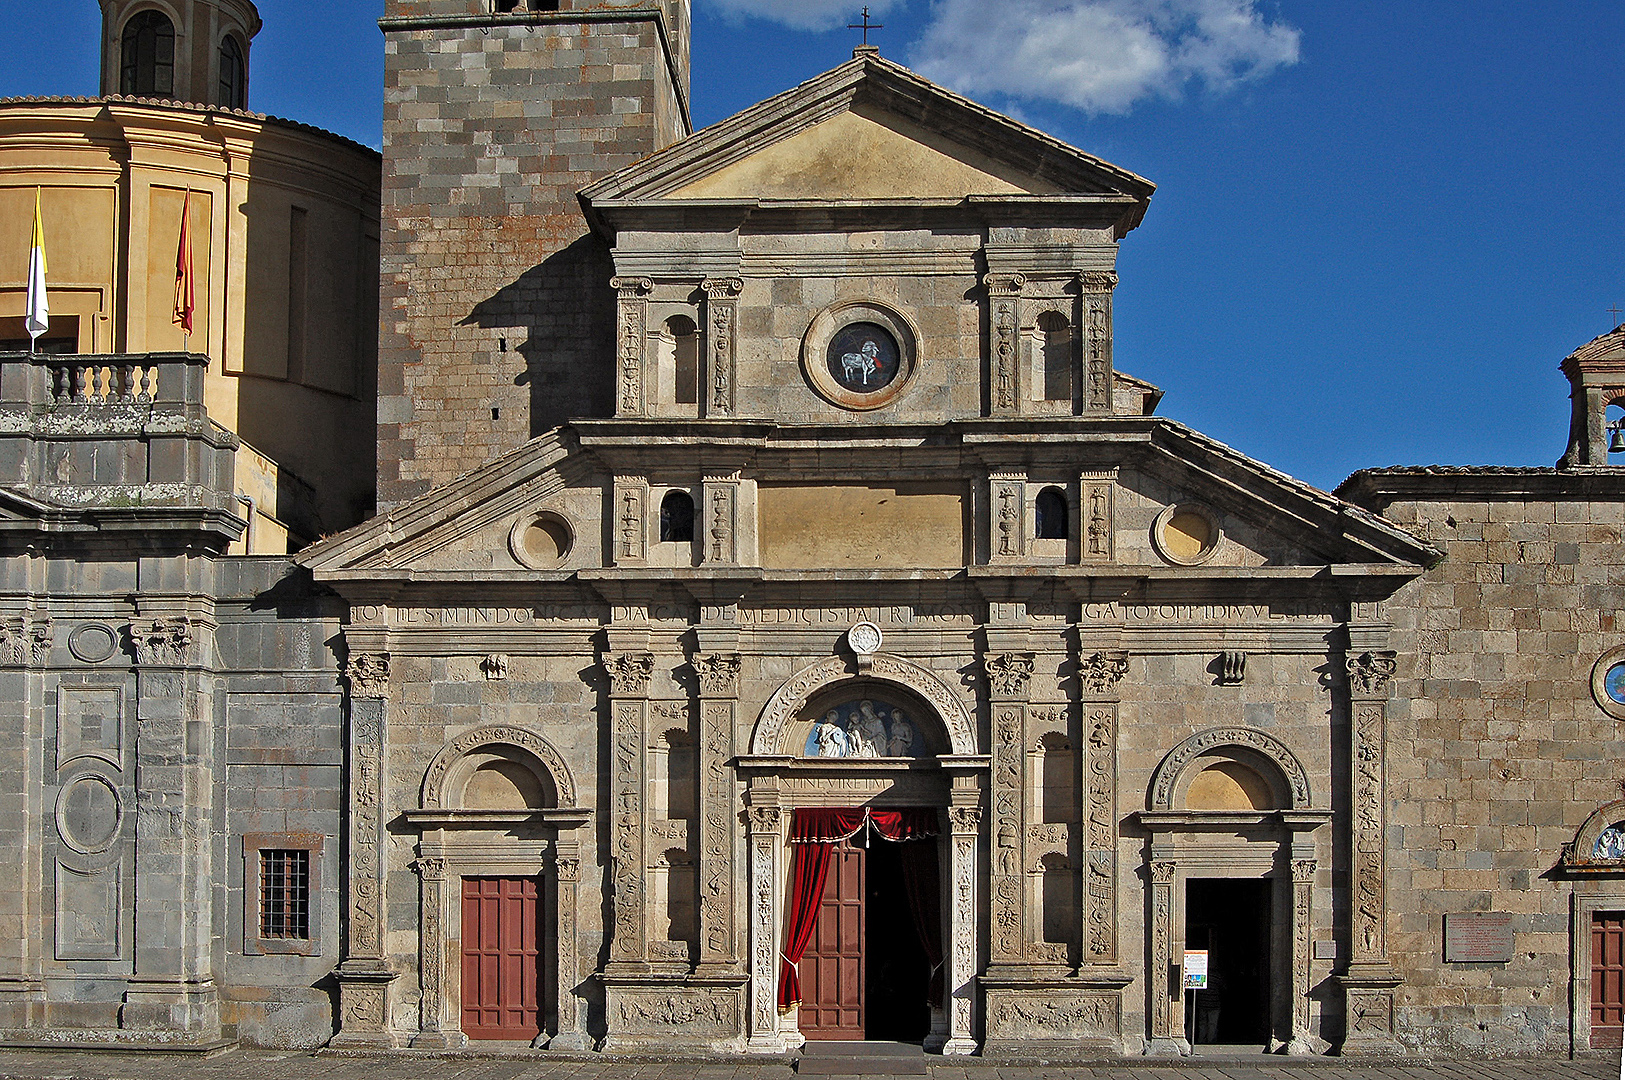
[{"xmin": 0, "ymin": 1049, "xmax": 1618, "ymax": 1080}]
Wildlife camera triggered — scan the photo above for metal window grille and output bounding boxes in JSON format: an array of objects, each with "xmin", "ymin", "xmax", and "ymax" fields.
[{"xmin": 259, "ymin": 849, "xmax": 311, "ymax": 939}]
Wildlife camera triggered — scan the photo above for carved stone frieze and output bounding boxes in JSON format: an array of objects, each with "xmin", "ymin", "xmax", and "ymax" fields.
[
  {"xmin": 603, "ymin": 651, "xmax": 654, "ymax": 697},
  {"xmin": 1347, "ymin": 650, "xmax": 1398, "ymax": 697},
  {"xmin": 986, "ymin": 990, "xmax": 1118, "ymax": 1040},
  {"xmin": 987, "ymin": 274, "xmax": 1024, "ymax": 414},
  {"xmin": 615, "ymin": 989, "xmax": 738, "ymax": 1035},
  {"xmin": 991, "ymin": 702, "xmax": 1025, "ymax": 961},
  {"xmin": 1079, "ymin": 650, "xmax": 1128, "ymax": 695},
  {"xmin": 348, "ymin": 709, "xmax": 386, "ymax": 959},
  {"xmin": 699, "ymin": 700, "xmax": 735, "ymax": 964}
]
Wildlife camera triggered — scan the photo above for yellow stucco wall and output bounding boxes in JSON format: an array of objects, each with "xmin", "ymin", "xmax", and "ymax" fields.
[
  {"xmin": 0, "ymin": 98, "xmax": 381, "ymax": 544},
  {"xmin": 757, "ymin": 483, "xmax": 968, "ymax": 568}
]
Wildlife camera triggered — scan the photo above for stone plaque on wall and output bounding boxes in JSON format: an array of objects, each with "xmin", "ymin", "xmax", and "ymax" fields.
[
  {"xmin": 54, "ymin": 862, "xmax": 122, "ymax": 960},
  {"xmin": 1444, "ymin": 912, "xmax": 1514, "ymax": 963}
]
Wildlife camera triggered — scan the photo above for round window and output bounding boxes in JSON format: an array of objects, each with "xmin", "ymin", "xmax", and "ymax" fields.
[
  {"xmin": 508, "ymin": 510, "xmax": 575, "ymax": 569},
  {"xmin": 1590, "ymin": 647, "xmax": 1625, "ymax": 720},
  {"xmin": 1607, "ymin": 663, "xmax": 1625, "ymax": 707},
  {"xmin": 1151, "ymin": 504, "xmax": 1222, "ymax": 565},
  {"xmin": 826, "ymin": 323, "xmax": 901, "ymax": 394}
]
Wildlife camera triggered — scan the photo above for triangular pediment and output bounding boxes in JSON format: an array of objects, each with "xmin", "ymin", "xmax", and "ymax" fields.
[{"xmin": 581, "ymin": 53, "xmax": 1154, "ymax": 211}]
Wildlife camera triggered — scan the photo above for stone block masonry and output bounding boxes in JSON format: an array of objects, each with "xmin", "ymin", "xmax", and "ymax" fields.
[{"xmin": 377, "ymin": 6, "xmax": 690, "ymax": 508}]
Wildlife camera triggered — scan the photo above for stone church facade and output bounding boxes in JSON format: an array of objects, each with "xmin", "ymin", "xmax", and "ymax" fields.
[{"xmin": 0, "ymin": 0, "xmax": 1622, "ymax": 1061}]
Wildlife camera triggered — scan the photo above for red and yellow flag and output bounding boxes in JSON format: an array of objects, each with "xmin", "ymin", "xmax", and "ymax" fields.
[{"xmin": 173, "ymin": 188, "xmax": 194, "ymax": 336}]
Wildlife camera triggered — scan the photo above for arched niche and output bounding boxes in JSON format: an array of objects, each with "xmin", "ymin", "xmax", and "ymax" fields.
[
  {"xmin": 1563, "ymin": 798, "xmax": 1625, "ymax": 871},
  {"xmin": 420, "ymin": 723, "xmax": 577, "ymax": 810},
  {"xmin": 1147, "ymin": 727, "xmax": 1312, "ymax": 812},
  {"xmin": 748, "ymin": 654, "xmax": 976, "ymax": 757}
]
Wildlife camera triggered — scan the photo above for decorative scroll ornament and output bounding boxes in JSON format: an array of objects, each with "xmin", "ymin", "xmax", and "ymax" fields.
[
  {"xmin": 344, "ymin": 652, "xmax": 390, "ymax": 699},
  {"xmin": 132, "ymin": 616, "xmax": 193, "ymax": 667},
  {"xmin": 1080, "ymin": 271, "xmax": 1119, "ymax": 292},
  {"xmin": 1347, "ymin": 650, "xmax": 1397, "ymax": 696},
  {"xmin": 692, "ymin": 653, "xmax": 741, "ymax": 697},
  {"xmin": 603, "ymin": 652, "xmax": 654, "ymax": 696},
  {"xmin": 983, "ymin": 652, "xmax": 1034, "ymax": 698},
  {"xmin": 1079, "ymin": 650, "xmax": 1129, "ymax": 694}
]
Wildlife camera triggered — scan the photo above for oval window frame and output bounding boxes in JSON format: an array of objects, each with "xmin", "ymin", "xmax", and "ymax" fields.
[
  {"xmin": 508, "ymin": 509, "xmax": 576, "ymax": 570},
  {"xmin": 1151, "ymin": 503, "xmax": 1223, "ymax": 566}
]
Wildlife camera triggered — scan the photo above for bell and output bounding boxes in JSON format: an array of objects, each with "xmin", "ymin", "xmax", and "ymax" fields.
[{"xmin": 1610, "ymin": 426, "xmax": 1625, "ymax": 454}]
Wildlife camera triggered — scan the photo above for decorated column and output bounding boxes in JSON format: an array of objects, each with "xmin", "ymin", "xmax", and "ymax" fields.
[
  {"xmin": 1079, "ymin": 271, "xmax": 1117, "ymax": 414},
  {"xmin": 550, "ymin": 839, "xmax": 588, "ymax": 1050},
  {"xmin": 693, "ymin": 653, "xmax": 741, "ymax": 971},
  {"xmin": 944, "ymin": 800, "xmax": 983, "ymax": 1055},
  {"xmin": 1079, "ymin": 649, "xmax": 1127, "ymax": 966},
  {"xmin": 1338, "ymin": 638, "xmax": 1403, "ymax": 1055},
  {"xmin": 984, "ymin": 651, "xmax": 1034, "ymax": 968},
  {"xmin": 410, "ymin": 856, "xmax": 452, "ymax": 1048},
  {"xmin": 1145, "ymin": 858, "xmax": 1184, "ymax": 1054},
  {"xmin": 701, "ymin": 278, "xmax": 742, "ymax": 417},
  {"xmin": 612, "ymin": 277, "xmax": 652, "ymax": 417},
  {"xmin": 1288, "ymin": 855, "xmax": 1318, "ymax": 1055},
  {"xmin": 986, "ymin": 273, "xmax": 1025, "ymax": 416}
]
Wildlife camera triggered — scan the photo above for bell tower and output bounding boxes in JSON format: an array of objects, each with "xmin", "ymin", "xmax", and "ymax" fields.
[
  {"xmin": 1557, "ymin": 324, "xmax": 1625, "ymax": 468},
  {"xmin": 375, "ymin": 0, "xmax": 693, "ymax": 508},
  {"xmin": 99, "ymin": 0, "xmax": 262, "ymax": 109}
]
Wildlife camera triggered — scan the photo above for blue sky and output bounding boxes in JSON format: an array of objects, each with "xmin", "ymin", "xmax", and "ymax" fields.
[{"xmin": 5, "ymin": 1, "xmax": 1622, "ymax": 491}]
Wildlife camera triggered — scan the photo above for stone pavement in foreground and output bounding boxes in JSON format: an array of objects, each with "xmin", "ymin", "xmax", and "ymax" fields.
[{"xmin": 0, "ymin": 1048, "xmax": 1618, "ymax": 1080}]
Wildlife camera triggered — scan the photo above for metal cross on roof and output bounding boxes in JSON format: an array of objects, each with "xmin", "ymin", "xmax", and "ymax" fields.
[
  {"xmin": 1610, "ymin": 303, "xmax": 1622, "ymax": 329},
  {"xmin": 847, "ymin": 6, "xmax": 884, "ymax": 46}
]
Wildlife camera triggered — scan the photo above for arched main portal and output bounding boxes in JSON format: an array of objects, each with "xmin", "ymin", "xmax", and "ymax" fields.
[
  {"xmin": 402, "ymin": 724, "xmax": 590, "ymax": 1050},
  {"xmin": 740, "ymin": 655, "xmax": 986, "ymax": 1055},
  {"xmin": 1138, "ymin": 728, "xmax": 1330, "ymax": 1057}
]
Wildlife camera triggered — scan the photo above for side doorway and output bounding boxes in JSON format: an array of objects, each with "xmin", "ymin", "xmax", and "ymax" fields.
[
  {"xmin": 460, "ymin": 876, "xmax": 544, "ymax": 1041},
  {"xmin": 1596, "ymin": 911, "xmax": 1625, "ymax": 1050}
]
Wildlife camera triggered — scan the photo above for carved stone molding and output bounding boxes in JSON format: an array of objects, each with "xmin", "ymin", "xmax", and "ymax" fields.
[
  {"xmin": 983, "ymin": 652, "xmax": 1034, "ymax": 700},
  {"xmin": 1148, "ymin": 726, "xmax": 1313, "ymax": 811},
  {"xmin": 344, "ymin": 652, "xmax": 390, "ymax": 699},
  {"xmin": 1346, "ymin": 650, "xmax": 1397, "ymax": 697},
  {"xmin": 603, "ymin": 651, "xmax": 655, "ymax": 697},
  {"xmin": 419, "ymin": 723, "xmax": 578, "ymax": 809},
  {"xmin": 133, "ymin": 616, "xmax": 192, "ymax": 668},
  {"xmin": 1079, "ymin": 650, "xmax": 1128, "ymax": 695},
  {"xmin": 749, "ymin": 653, "xmax": 976, "ymax": 756},
  {"xmin": 693, "ymin": 653, "xmax": 741, "ymax": 698}
]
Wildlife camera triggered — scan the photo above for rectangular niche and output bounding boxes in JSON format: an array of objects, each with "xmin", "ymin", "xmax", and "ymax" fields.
[
  {"xmin": 54, "ymin": 862, "xmax": 123, "ymax": 960},
  {"xmin": 56, "ymin": 685, "xmax": 124, "ymax": 771}
]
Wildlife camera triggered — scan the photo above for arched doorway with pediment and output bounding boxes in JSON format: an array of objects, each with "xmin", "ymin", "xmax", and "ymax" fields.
[
  {"xmin": 401, "ymin": 725, "xmax": 591, "ymax": 1050},
  {"xmin": 738, "ymin": 654, "xmax": 987, "ymax": 1055},
  {"xmin": 1137, "ymin": 728, "xmax": 1331, "ymax": 1057}
]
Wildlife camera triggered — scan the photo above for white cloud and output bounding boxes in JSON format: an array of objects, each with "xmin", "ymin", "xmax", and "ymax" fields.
[
  {"xmin": 910, "ymin": 0, "xmax": 1301, "ymax": 115},
  {"xmin": 704, "ymin": 0, "xmax": 906, "ymax": 33}
]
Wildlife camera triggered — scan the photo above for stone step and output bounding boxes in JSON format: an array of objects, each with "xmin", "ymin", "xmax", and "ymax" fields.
[{"xmin": 796, "ymin": 1042, "xmax": 928, "ymax": 1075}]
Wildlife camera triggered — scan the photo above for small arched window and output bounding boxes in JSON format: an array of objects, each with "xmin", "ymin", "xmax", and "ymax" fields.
[
  {"xmin": 219, "ymin": 35, "xmax": 246, "ymax": 110},
  {"xmin": 1035, "ymin": 487, "xmax": 1068, "ymax": 540},
  {"xmin": 120, "ymin": 10, "xmax": 176, "ymax": 98},
  {"xmin": 667, "ymin": 315, "xmax": 699, "ymax": 405},
  {"xmin": 660, "ymin": 490, "xmax": 694, "ymax": 543},
  {"xmin": 1038, "ymin": 311, "xmax": 1072, "ymax": 402}
]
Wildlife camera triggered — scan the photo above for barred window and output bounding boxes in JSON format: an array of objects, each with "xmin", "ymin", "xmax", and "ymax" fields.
[{"xmin": 259, "ymin": 849, "xmax": 311, "ymax": 939}]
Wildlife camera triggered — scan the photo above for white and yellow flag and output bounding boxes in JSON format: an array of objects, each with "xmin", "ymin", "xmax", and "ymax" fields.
[{"xmin": 25, "ymin": 188, "xmax": 48, "ymax": 347}]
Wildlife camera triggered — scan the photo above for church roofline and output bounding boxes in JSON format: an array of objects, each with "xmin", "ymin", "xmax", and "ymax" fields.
[
  {"xmin": 0, "ymin": 95, "xmax": 381, "ymax": 158},
  {"xmin": 1337, "ymin": 464, "xmax": 1625, "ymax": 511},
  {"xmin": 579, "ymin": 51, "xmax": 1153, "ymax": 235}
]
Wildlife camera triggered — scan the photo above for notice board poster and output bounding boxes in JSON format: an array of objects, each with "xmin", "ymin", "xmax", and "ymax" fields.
[{"xmin": 1184, "ymin": 949, "xmax": 1209, "ymax": 990}]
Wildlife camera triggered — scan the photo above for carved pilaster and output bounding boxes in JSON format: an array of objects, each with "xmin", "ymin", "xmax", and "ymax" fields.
[
  {"xmin": 132, "ymin": 616, "xmax": 194, "ymax": 668},
  {"xmin": 702, "ymin": 478, "xmax": 738, "ymax": 566},
  {"xmin": 1081, "ymin": 476, "xmax": 1115, "ymax": 562},
  {"xmin": 605, "ymin": 652, "xmax": 652, "ymax": 968},
  {"xmin": 745, "ymin": 802, "xmax": 783, "ymax": 1051},
  {"xmin": 986, "ymin": 652, "xmax": 1032, "ymax": 966},
  {"xmin": 1079, "ymin": 650, "xmax": 1128, "ymax": 696},
  {"xmin": 612, "ymin": 477, "xmax": 649, "ymax": 566},
  {"xmin": 702, "ymin": 278, "xmax": 742, "ymax": 416},
  {"xmin": 987, "ymin": 274, "xmax": 1025, "ymax": 415},
  {"xmin": 550, "ymin": 842, "xmax": 589, "ymax": 1050},
  {"xmin": 1080, "ymin": 271, "xmax": 1117, "ymax": 414},
  {"xmin": 1144, "ymin": 859, "xmax": 1185, "ymax": 1054},
  {"xmin": 1287, "ymin": 858, "xmax": 1317, "ymax": 1055},
  {"xmin": 1084, "ymin": 705, "xmax": 1118, "ymax": 965},
  {"xmin": 944, "ymin": 802, "xmax": 982, "ymax": 1055},
  {"xmin": 613, "ymin": 276, "xmax": 653, "ymax": 417},
  {"xmin": 409, "ymin": 857, "xmax": 457, "ymax": 1049},
  {"xmin": 989, "ymin": 474, "xmax": 1026, "ymax": 562},
  {"xmin": 0, "ymin": 613, "xmax": 51, "ymax": 667},
  {"xmin": 694, "ymin": 654, "xmax": 739, "ymax": 971},
  {"xmin": 1340, "ymin": 645, "xmax": 1403, "ymax": 1055}
]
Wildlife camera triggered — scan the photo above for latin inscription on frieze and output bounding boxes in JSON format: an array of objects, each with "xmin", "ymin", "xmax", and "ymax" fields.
[
  {"xmin": 1080, "ymin": 603, "xmax": 1330, "ymax": 624},
  {"xmin": 353, "ymin": 605, "xmax": 603, "ymax": 626},
  {"xmin": 741, "ymin": 606, "xmax": 976, "ymax": 628}
]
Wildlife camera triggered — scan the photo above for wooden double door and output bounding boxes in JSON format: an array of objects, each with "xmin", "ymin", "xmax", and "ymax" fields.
[
  {"xmin": 1596, "ymin": 911, "xmax": 1625, "ymax": 1049},
  {"xmin": 797, "ymin": 837, "xmax": 935, "ymax": 1042},
  {"xmin": 461, "ymin": 876, "xmax": 543, "ymax": 1041}
]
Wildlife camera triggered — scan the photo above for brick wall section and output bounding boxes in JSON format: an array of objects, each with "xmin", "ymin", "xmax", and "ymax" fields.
[
  {"xmin": 378, "ymin": 4, "xmax": 688, "ymax": 507},
  {"xmin": 1347, "ymin": 474, "xmax": 1625, "ymax": 1053}
]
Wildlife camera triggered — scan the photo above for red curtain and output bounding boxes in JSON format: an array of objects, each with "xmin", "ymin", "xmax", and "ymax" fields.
[
  {"xmin": 779, "ymin": 807, "xmax": 942, "ymax": 1010},
  {"xmin": 789, "ymin": 806, "xmax": 939, "ymax": 844},
  {"xmin": 901, "ymin": 839, "xmax": 945, "ymax": 1007},
  {"xmin": 777, "ymin": 841, "xmax": 832, "ymax": 1009}
]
